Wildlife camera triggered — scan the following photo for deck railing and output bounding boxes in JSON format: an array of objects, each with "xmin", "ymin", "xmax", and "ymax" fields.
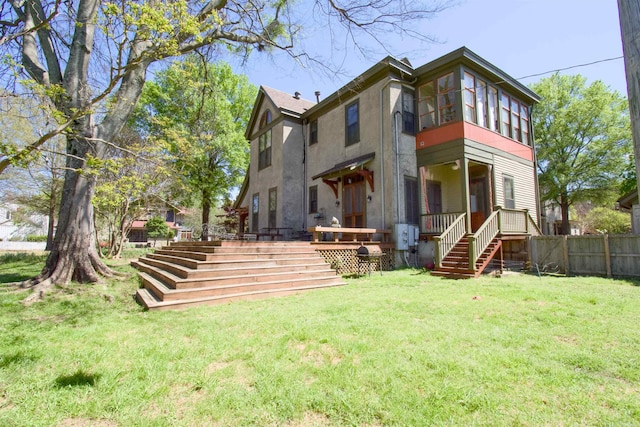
[
  {"xmin": 433, "ymin": 213, "xmax": 466, "ymax": 268},
  {"xmin": 497, "ymin": 208, "xmax": 542, "ymax": 235},
  {"xmin": 421, "ymin": 212, "xmax": 465, "ymax": 234}
]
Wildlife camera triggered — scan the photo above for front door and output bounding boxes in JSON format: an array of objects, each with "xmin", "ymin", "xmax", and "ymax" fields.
[{"xmin": 343, "ymin": 174, "xmax": 365, "ymax": 227}]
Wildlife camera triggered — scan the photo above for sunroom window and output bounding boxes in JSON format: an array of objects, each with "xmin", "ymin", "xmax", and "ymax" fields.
[
  {"xmin": 437, "ymin": 73, "xmax": 456, "ymax": 124},
  {"xmin": 418, "ymin": 82, "xmax": 436, "ymax": 130}
]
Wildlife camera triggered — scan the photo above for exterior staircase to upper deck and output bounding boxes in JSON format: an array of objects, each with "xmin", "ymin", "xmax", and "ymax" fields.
[
  {"xmin": 132, "ymin": 240, "xmax": 344, "ymax": 310},
  {"xmin": 427, "ymin": 208, "xmax": 540, "ymax": 279},
  {"xmin": 431, "ymin": 236, "xmax": 502, "ymax": 278}
]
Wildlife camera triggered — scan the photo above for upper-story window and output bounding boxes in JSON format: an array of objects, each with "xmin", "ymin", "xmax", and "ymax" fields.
[
  {"xmin": 463, "ymin": 72, "xmax": 477, "ymax": 124},
  {"xmin": 418, "ymin": 72, "xmax": 456, "ymax": 130},
  {"xmin": 345, "ymin": 100, "xmax": 360, "ymax": 146},
  {"xmin": 258, "ymin": 109, "xmax": 272, "ymax": 169},
  {"xmin": 437, "ymin": 73, "xmax": 456, "ymax": 124},
  {"xmin": 259, "ymin": 109, "xmax": 272, "ymax": 128},
  {"xmin": 501, "ymin": 92, "xmax": 512, "ymax": 139},
  {"xmin": 402, "ymin": 88, "xmax": 416, "ymax": 134},
  {"xmin": 418, "ymin": 82, "xmax": 435, "ymax": 130},
  {"xmin": 309, "ymin": 119, "xmax": 318, "ymax": 145},
  {"xmin": 463, "ymin": 71, "xmax": 530, "ymax": 145}
]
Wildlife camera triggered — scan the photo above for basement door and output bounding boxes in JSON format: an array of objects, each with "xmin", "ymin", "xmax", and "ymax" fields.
[{"xmin": 342, "ymin": 173, "xmax": 365, "ymax": 227}]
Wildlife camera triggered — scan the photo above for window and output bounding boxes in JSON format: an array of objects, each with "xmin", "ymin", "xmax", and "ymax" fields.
[
  {"xmin": 345, "ymin": 101, "xmax": 360, "ymax": 146},
  {"xmin": 500, "ymin": 93, "xmax": 511, "ymax": 138},
  {"xmin": 309, "ymin": 119, "xmax": 318, "ymax": 145},
  {"xmin": 488, "ymin": 86, "xmax": 499, "ymax": 132},
  {"xmin": 437, "ymin": 73, "xmax": 456, "ymax": 124},
  {"xmin": 404, "ymin": 176, "xmax": 419, "ymax": 225},
  {"xmin": 258, "ymin": 130, "xmax": 272, "ymax": 169},
  {"xmin": 476, "ymin": 79, "xmax": 487, "ymax": 128},
  {"xmin": 463, "ymin": 72, "xmax": 476, "ymax": 124},
  {"xmin": 511, "ymin": 98, "xmax": 521, "ymax": 142},
  {"xmin": 418, "ymin": 82, "xmax": 436, "ymax": 130},
  {"xmin": 503, "ymin": 175, "xmax": 515, "ymax": 209},
  {"xmin": 402, "ymin": 89, "xmax": 416, "ymax": 134},
  {"xmin": 309, "ymin": 185, "xmax": 318, "ymax": 214},
  {"xmin": 252, "ymin": 193, "xmax": 259, "ymax": 232},
  {"xmin": 258, "ymin": 109, "xmax": 273, "ymax": 169},
  {"xmin": 259, "ymin": 110, "xmax": 272, "ymax": 128},
  {"xmin": 521, "ymin": 105, "xmax": 530, "ymax": 145},
  {"xmin": 268, "ymin": 187, "xmax": 277, "ymax": 229}
]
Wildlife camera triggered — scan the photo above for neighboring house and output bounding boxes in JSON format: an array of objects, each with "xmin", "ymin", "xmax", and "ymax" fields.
[
  {"xmin": 540, "ymin": 202, "xmax": 582, "ymax": 236},
  {"xmin": 617, "ymin": 189, "xmax": 640, "ymax": 234},
  {"xmin": 0, "ymin": 203, "xmax": 49, "ymax": 241},
  {"xmin": 235, "ymin": 47, "xmax": 542, "ymax": 272},
  {"xmin": 127, "ymin": 201, "xmax": 189, "ymax": 243}
]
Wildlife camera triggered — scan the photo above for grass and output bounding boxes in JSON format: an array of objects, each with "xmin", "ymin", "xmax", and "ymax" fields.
[{"xmin": 1, "ymin": 252, "xmax": 639, "ymax": 426}]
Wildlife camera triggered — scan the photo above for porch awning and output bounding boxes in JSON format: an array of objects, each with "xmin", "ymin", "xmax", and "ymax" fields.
[{"xmin": 311, "ymin": 152, "xmax": 375, "ymax": 181}]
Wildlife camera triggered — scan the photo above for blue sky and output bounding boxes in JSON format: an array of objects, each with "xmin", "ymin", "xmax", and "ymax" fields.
[{"xmin": 226, "ymin": 0, "xmax": 627, "ymax": 101}]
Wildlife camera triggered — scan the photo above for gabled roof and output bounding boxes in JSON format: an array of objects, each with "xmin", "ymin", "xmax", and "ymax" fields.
[
  {"xmin": 262, "ymin": 86, "xmax": 316, "ymax": 115},
  {"xmin": 245, "ymin": 86, "xmax": 316, "ymax": 139}
]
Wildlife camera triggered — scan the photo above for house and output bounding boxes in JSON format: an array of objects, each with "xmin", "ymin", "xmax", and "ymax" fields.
[
  {"xmin": 127, "ymin": 200, "xmax": 190, "ymax": 243},
  {"xmin": 235, "ymin": 47, "xmax": 542, "ymax": 275},
  {"xmin": 540, "ymin": 202, "xmax": 583, "ymax": 236},
  {"xmin": 0, "ymin": 203, "xmax": 49, "ymax": 241},
  {"xmin": 617, "ymin": 189, "xmax": 640, "ymax": 234}
]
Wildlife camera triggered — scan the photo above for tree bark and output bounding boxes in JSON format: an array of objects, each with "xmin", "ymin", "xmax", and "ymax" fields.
[
  {"xmin": 618, "ymin": 0, "xmax": 640, "ymax": 198},
  {"xmin": 202, "ymin": 188, "xmax": 211, "ymax": 241},
  {"xmin": 560, "ymin": 196, "xmax": 571, "ymax": 235}
]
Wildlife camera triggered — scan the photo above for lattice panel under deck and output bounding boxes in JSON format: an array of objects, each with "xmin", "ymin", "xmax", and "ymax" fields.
[{"xmin": 315, "ymin": 248, "xmax": 395, "ymax": 275}]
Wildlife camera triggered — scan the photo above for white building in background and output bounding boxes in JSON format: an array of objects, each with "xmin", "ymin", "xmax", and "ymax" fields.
[{"xmin": 0, "ymin": 203, "xmax": 49, "ymax": 241}]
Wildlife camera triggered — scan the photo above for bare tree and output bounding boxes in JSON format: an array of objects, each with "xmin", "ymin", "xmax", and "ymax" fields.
[{"xmin": 0, "ymin": 0, "xmax": 449, "ymax": 301}]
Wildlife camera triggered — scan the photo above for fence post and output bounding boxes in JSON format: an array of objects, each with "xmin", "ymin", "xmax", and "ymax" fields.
[{"xmin": 604, "ymin": 234, "xmax": 612, "ymax": 278}]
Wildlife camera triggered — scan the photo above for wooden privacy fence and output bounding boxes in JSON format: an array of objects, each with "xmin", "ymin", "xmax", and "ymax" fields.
[{"xmin": 529, "ymin": 235, "xmax": 640, "ymax": 278}]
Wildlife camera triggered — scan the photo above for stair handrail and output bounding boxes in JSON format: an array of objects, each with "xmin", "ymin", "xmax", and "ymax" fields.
[
  {"xmin": 433, "ymin": 212, "xmax": 466, "ymax": 268},
  {"xmin": 468, "ymin": 210, "xmax": 500, "ymax": 269},
  {"xmin": 526, "ymin": 211, "xmax": 542, "ymax": 236}
]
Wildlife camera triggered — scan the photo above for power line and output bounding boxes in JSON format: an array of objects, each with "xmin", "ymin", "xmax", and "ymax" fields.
[{"xmin": 516, "ymin": 56, "xmax": 624, "ymax": 81}]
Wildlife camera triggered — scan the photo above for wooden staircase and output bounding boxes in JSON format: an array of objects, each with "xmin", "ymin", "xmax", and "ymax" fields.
[
  {"xmin": 132, "ymin": 240, "xmax": 345, "ymax": 310},
  {"xmin": 431, "ymin": 236, "xmax": 502, "ymax": 279}
]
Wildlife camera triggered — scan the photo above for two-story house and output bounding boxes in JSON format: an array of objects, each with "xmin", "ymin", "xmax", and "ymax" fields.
[{"xmin": 235, "ymin": 47, "xmax": 541, "ymax": 276}]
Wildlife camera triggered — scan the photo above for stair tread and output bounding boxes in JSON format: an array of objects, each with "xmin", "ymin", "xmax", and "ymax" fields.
[{"xmin": 136, "ymin": 282, "xmax": 345, "ymax": 310}]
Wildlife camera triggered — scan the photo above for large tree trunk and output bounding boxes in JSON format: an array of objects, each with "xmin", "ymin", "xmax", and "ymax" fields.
[
  {"xmin": 45, "ymin": 187, "xmax": 56, "ymax": 251},
  {"xmin": 23, "ymin": 138, "xmax": 114, "ymax": 303},
  {"xmin": 560, "ymin": 196, "xmax": 571, "ymax": 235},
  {"xmin": 201, "ymin": 188, "xmax": 211, "ymax": 241}
]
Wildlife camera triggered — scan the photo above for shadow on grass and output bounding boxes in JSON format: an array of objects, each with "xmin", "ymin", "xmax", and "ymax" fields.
[
  {"xmin": 54, "ymin": 370, "xmax": 100, "ymax": 388},
  {"xmin": 0, "ymin": 273, "xmax": 33, "ymax": 283},
  {"xmin": 0, "ymin": 351, "xmax": 39, "ymax": 368}
]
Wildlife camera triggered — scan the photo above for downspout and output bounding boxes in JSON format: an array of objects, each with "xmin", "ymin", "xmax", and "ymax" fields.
[
  {"xmin": 379, "ymin": 78, "xmax": 402, "ymax": 228},
  {"xmin": 302, "ymin": 119, "xmax": 307, "ymax": 231},
  {"xmin": 393, "ymin": 110, "xmax": 403, "ymax": 219}
]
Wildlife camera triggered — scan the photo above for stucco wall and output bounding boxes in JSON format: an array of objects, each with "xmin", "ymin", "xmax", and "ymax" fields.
[{"xmin": 306, "ymin": 80, "xmax": 414, "ymax": 232}]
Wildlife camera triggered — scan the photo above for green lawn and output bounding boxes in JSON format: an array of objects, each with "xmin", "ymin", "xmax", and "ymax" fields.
[{"xmin": 1, "ymin": 253, "xmax": 639, "ymax": 426}]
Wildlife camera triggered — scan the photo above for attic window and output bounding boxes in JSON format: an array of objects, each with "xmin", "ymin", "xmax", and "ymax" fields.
[{"xmin": 260, "ymin": 110, "xmax": 272, "ymax": 128}]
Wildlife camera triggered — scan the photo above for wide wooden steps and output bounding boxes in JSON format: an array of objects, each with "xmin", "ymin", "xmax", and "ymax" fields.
[
  {"xmin": 431, "ymin": 237, "xmax": 502, "ymax": 279},
  {"xmin": 132, "ymin": 241, "xmax": 344, "ymax": 310}
]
